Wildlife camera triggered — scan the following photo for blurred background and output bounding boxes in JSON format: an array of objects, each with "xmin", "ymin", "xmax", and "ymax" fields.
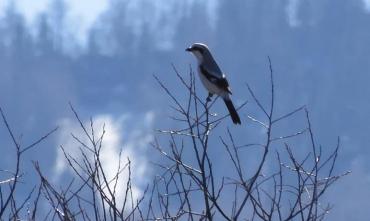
[{"xmin": 0, "ymin": 0, "xmax": 369, "ymax": 219}]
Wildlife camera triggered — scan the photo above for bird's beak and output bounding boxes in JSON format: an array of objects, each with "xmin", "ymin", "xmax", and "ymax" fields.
[{"xmin": 185, "ymin": 47, "xmax": 192, "ymax": 52}]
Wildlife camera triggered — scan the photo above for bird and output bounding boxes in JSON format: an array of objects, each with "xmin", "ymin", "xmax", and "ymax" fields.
[{"xmin": 186, "ymin": 43, "xmax": 241, "ymax": 124}]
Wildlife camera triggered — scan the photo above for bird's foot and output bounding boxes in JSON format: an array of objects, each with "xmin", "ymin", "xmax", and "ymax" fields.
[{"xmin": 206, "ymin": 93, "xmax": 213, "ymax": 102}]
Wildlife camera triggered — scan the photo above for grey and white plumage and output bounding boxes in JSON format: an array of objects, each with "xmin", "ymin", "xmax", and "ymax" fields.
[{"xmin": 186, "ymin": 43, "xmax": 241, "ymax": 124}]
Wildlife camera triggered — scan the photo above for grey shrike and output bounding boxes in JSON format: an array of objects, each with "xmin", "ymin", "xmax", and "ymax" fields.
[{"xmin": 186, "ymin": 43, "xmax": 241, "ymax": 124}]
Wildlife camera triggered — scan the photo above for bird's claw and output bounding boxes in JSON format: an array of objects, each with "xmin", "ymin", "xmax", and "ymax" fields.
[{"xmin": 206, "ymin": 93, "xmax": 213, "ymax": 102}]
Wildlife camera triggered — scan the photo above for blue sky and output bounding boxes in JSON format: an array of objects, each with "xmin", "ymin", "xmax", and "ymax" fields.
[{"xmin": 0, "ymin": 0, "xmax": 369, "ymax": 220}]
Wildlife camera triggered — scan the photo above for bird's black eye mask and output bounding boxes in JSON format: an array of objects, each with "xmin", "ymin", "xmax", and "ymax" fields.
[
  {"xmin": 193, "ymin": 46, "xmax": 204, "ymax": 53},
  {"xmin": 186, "ymin": 45, "xmax": 205, "ymax": 53}
]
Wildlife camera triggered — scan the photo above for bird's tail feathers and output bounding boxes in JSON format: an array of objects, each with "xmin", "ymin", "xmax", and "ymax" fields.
[{"xmin": 223, "ymin": 98, "xmax": 241, "ymax": 125}]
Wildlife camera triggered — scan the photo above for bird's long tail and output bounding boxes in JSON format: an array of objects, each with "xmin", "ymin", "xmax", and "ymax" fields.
[{"xmin": 223, "ymin": 98, "xmax": 241, "ymax": 124}]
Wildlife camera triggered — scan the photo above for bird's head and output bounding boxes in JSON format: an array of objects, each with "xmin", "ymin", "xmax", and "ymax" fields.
[{"xmin": 186, "ymin": 43, "xmax": 210, "ymax": 63}]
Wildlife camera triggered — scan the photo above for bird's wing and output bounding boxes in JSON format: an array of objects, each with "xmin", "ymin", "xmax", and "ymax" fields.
[{"xmin": 200, "ymin": 65, "xmax": 232, "ymax": 94}]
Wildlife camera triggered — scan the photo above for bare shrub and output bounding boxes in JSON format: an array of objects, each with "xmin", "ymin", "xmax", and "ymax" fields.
[{"xmin": 0, "ymin": 59, "xmax": 348, "ymax": 220}]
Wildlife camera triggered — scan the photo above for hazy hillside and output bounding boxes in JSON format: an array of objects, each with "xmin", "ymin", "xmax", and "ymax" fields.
[{"xmin": 0, "ymin": 1, "xmax": 368, "ymax": 219}]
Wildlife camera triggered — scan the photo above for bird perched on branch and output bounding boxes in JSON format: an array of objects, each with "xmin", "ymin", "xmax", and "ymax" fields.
[{"xmin": 186, "ymin": 43, "xmax": 241, "ymax": 124}]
